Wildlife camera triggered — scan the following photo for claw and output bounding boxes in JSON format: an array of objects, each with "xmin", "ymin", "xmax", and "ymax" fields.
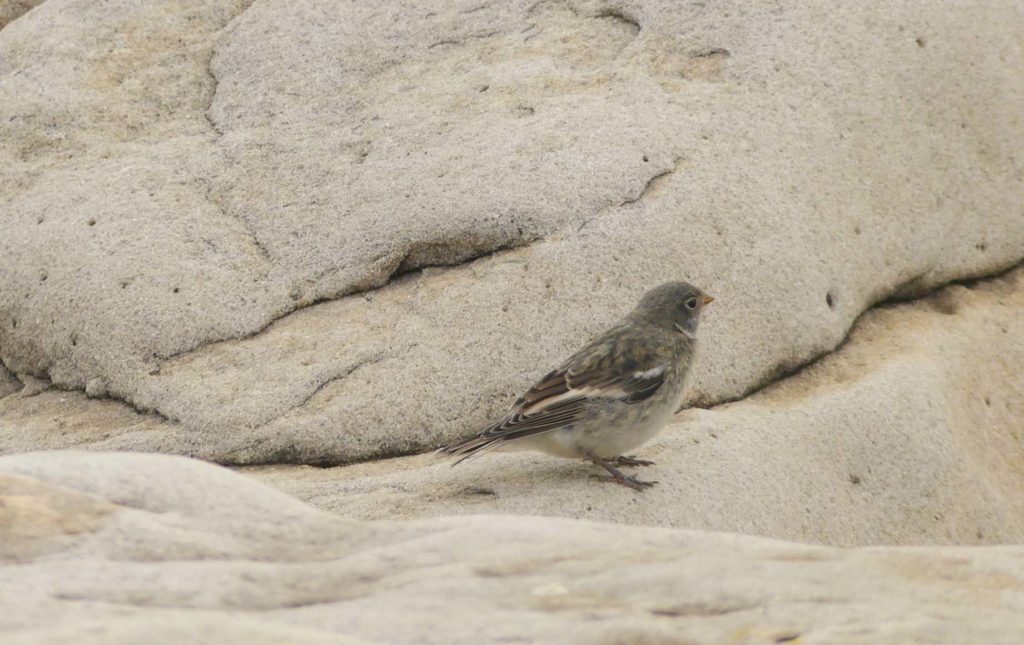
[
  {"xmin": 590, "ymin": 473, "xmax": 658, "ymax": 491},
  {"xmin": 586, "ymin": 452, "xmax": 658, "ymax": 491},
  {"xmin": 612, "ymin": 455, "xmax": 655, "ymax": 467}
]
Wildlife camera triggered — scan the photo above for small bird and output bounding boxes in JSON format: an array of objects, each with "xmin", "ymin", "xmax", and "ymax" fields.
[{"xmin": 439, "ymin": 281, "xmax": 713, "ymax": 490}]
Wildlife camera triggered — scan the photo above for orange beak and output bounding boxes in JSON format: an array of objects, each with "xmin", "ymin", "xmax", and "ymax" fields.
[{"xmin": 702, "ymin": 293, "xmax": 715, "ymax": 305}]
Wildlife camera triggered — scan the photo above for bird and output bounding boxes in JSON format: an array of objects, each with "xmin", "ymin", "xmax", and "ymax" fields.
[{"xmin": 438, "ymin": 281, "xmax": 714, "ymax": 491}]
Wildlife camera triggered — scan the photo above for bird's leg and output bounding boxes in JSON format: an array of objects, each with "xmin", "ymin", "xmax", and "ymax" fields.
[
  {"xmin": 586, "ymin": 453, "xmax": 657, "ymax": 491},
  {"xmin": 611, "ymin": 455, "xmax": 655, "ymax": 467}
]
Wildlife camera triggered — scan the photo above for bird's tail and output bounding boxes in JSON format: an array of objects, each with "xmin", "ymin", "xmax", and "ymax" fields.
[{"xmin": 436, "ymin": 428, "xmax": 504, "ymax": 466}]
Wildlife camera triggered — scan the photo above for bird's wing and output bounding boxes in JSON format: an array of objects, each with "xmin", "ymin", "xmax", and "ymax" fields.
[{"xmin": 475, "ymin": 330, "xmax": 671, "ymax": 442}]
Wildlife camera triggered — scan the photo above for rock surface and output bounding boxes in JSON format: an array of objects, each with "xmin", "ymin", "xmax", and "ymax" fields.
[
  {"xmin": 245, "ymin": 265, "xmax": 1024, "ymax": 546},
  {"xmin": 2, "ymin": 0, "xmax": 1024, "ymax": 463},
  {"xmin": 3, "ymin": 450, "xmax": 1024, "ymax": 644},
  {"xmin": 3, "ymin": 3, "xmax": 1023, "ymax": 641},
  {"xmin": 0, "ymin": 363, "xmax": 20, "ymax": 399},
  {"xmin": 0, "ymin": 0, "xmax": 43, "ymax": 30},
  {"xmin": 4, "ymin": 265, "xmax": 1023, "ymax": 547}
]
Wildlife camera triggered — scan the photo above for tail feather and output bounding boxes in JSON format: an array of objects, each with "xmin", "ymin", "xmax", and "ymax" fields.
[{"xmin": 437, "ymin": 424, "xmax": 505, "ymax": 466}]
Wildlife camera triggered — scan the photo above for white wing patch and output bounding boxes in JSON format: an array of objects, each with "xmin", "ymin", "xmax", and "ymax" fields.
[
  {"xmin": 632, "ymin": 365, "xmax": 666, "ymax": 380},
  {"xmin": 519, "ymin": 388, "xmax": 585, "ymax": 414},
  {"xmin": 516, "ymin": 364, "xmax": 670, "ymax": 417}
]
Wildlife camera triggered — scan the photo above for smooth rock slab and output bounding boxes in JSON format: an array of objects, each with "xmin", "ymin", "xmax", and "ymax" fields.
[
  {"xmin": 4, "ymin": 265, "xmax": 1024, "ymax": 547},
  {"xmin": 248, "ymin": 266, "xmax": 1024, "ymax": 546},
  {"xmin": 2, "ymin": 451, "xmax": 1024, "ymax": 644},
  {"xmin": 1, "ymin": 1, "xmax": 1023, "ymax": 463}
]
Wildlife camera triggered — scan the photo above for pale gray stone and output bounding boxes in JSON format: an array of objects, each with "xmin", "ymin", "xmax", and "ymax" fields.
[
  {"xmin": 250, "ymin": 267, "xmax": 1024, "ymax": 546},
  {"xmin": 1, "ymin": 1, "xmax": 1023, "ymax": 465},
  {"xmin": 3, "ymin": 451, "xmax": 1024, "ymax": 644}
]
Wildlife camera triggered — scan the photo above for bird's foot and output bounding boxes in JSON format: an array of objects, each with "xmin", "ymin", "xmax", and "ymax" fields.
[
  {"xmin": 612, "ymin": 455, "xmax": 655, "ymax": 467},
  {"xmin": 587, "ymin": 453, "xmax": 658, "ymax": 491},
  {"xmin": 589, "ymin": 472, "xmax": 658, "ymax": 491}
]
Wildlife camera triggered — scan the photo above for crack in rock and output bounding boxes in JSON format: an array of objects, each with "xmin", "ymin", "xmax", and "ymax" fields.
[
  {"xmin": 688, "ymin": 254, "xmax": 1024, "ymax": 412},
  {"xmin": 593, "ymin": 8, "xmax": 641, "ymax": 35},
  {"xmin": 0, "ymin": 0, "xmax": 45, "ymax": 32},
  {"xmin": 256, "ymin": 351, "xmax": 393, "ymax": 428},
  {"xmin": 459, "ymin": 4, "xmax": 490, "ymax": 15},
  {"xmin": 196, "ymin": 3, "xmax": 270, "ymax": 262},
  {"xmin": 13, "ymin": 144, "xmax": 1017, "ymax": 449},
  {"xmin": 7, "ymin": 256, "xmax": 1023, "ymax": 467},
  {"xmin": 153, "ymin": 233, "xmax": 540, "ymax": 369},
  {"xmin": 195, "ymin": 177, "xmax": 273, "ymax": 265},
  {"xmin": 0, "ymin": 365, "xmax": 177, "ymax": 425},
  {"xmin": 393, "ymin": 235, "xmax": 535, "ymax": 277},
  {"xmin": 156, "ymin": 158, "xmax": 683, "ymax": 368},
  {"xmin": 202, "ymin": 0, "xmax": 257, "ymax": 139},
  {"xmin": 619, "ymin": 158, "xmax": 680, "ymax": 206},
  {"xmin": 578, "ymin": 157, "xmax": 682, "ymax": 231},
  {"xmin": 427, "ymin": 30, "xmax": 500, "ymax": 49},
  {"xmin": 0, "ymin": 357, "xmax": 25, "ymax": 400},
  {"xmin": 691, "ymin": 47, "xmax": 730, "ymax": 59}
]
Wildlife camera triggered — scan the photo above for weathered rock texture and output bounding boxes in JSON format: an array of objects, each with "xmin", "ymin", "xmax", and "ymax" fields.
[
  {"xmin": 0, "ymin": 0, "xmax": 44, "ymax": 30},
  {"xmin": 4, "ymin": 265, "xmax": 1021, "ymax": 547},
  {"xmin": 3, "ymin": 451, "xmax": 1024, "ymax": 645},
  {"xmin": 2, "ymin": 0, "xmax": 1024, "ymax": 463},
  {"xmin": 248, "ymin": 265, "xmax": 1024, "ymax": 546},
  {"xmin": 0, "ymin": 362, "xmax": 20, "ymax": 399}
]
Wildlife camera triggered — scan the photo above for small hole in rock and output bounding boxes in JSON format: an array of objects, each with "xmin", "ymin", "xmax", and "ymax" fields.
[
  {"xmin": 37, "ymin": 217, "xmax": 44, "ymax": 225},
  {"xmin": 849, "ymin": 474, "xmax": 861, "ymax": 485},
  {"xmin": 172, "ymin": 287, "xmax": 180, "ymax": 294},
  {"xmin": 71, "ymin": 335, "xmax": 77, "ymax": 346},
  {"xmin": 40, "ymin": 274, "xmax": 47, "ymax": 282},
  {"xmin": 462, "ymin": 486, "xmax": 496, "ymax": 496},
  {"xmin": 478, "ymin": 84, "xmax": 489, "ymax": 92},
  {"xmin": 984, "ymin": 396, "xmax": 991, "ymax": 406},
  {"xmin": 826, "ymin": 292, "xmax": 835, "ymax": 309},
  {"xmin": 915, "ymin": 37, "xmax": 926, "ymax": 47},
  {"xmin": 11, "ymin": 319, "xmax": 17, "ymax": 329},
  {"xmin": 87, "ymin": 218, "xmax": 96, "ymax": 226},
  {"xmin": 642, "ymin": 155, "xmax": 649, "ymax": 162},
  {"xmin": 976, "ymin": 242, "xmax": 986, "ymax": 252}
]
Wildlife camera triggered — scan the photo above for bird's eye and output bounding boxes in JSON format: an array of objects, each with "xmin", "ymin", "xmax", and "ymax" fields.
[{"xmin": 685, "ymin": 297, "xmax": 698, "ymax": 310}]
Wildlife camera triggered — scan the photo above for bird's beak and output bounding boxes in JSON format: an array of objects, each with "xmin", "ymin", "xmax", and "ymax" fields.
[{"xmin": 702, "ymin": 294, "xmax": 715, "ymax": 305}]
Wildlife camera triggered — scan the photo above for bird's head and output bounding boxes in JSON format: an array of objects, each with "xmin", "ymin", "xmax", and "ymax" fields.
[{"xmin": 629, "ymin": 281, "xmax": 714, "ymax": 338}]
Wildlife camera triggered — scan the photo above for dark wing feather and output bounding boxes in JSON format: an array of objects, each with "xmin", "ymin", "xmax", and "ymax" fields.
[{"xmin": 443, "ymin": 326, "xmax": 670, "ymax": 459}]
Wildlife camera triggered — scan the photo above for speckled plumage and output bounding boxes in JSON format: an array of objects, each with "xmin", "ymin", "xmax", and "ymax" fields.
[{"xmin": 440, "ymin": 281, "xmax": 713, "ymax": 490}]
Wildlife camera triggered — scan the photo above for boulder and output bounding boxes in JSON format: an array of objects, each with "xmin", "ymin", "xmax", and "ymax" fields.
[
  {"xmin": 4, "ymin": 267, "xmax": 1023, "ymax": 547},
  {"xmin": 3, "ymin": 451, "xmax": 1024, "ymax": 644},
  {"xmin": 248, "ymin": 266, "xmax": 1024, "ymax": 545},
  {"xmin": 2, "ymin": 1, "xmax": 1023, "ymax": 463}
]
